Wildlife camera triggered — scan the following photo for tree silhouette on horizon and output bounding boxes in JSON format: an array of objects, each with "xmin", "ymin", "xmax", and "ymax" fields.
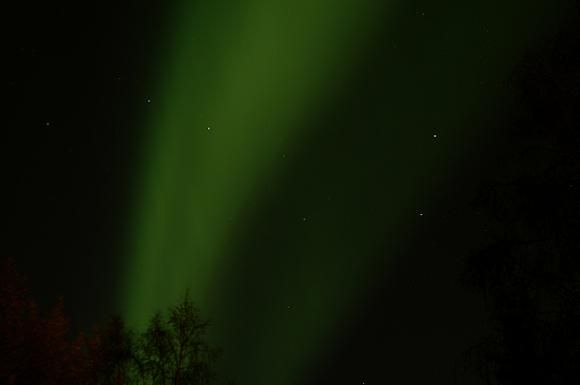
[
  {"xmin": 462, "ymin": 6, "xmax": 580, "ymax": 384},
  {"xmin": 0, "ymin": 258, "xmax": 222, "ymax": 385}
]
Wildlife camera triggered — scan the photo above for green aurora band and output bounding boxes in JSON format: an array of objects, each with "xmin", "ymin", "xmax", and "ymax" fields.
[{"xmin": 123, "ymin": 1, "xmax": 566, "ymax": 384}]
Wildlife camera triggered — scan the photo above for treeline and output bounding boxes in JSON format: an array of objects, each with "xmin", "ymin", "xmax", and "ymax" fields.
[
  {"xmin": 0, "ymin": 258, "xmax": 221, "ymax": 385},
  {"xmin": 461, "ymin": 6, "xmax": 580, "ymax": 385}
]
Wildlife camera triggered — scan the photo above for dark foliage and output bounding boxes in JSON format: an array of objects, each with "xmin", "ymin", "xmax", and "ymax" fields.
[
  {"xmin": 463, "ymin": 6, "xmax": 580, "ymax": 384},
  {"xmin": 135, "ymin": 292, "xmax": 220, "ymax": 385},
  {"xmin": 0, "ymin": 258, "xmax": 75, "ymax": 385},
  {"xmin": 0, "ymin": 259, "xmax": 220, "ymax": 385}
]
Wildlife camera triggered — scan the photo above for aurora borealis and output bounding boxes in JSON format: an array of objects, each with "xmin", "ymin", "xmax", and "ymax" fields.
[
  {"xmin": 4, "ymin": 0, "xmax": 576, "ymax": 383},
  {"xmin": 121, "ymin": 0, "xmax": 568, "ymax": 384}
]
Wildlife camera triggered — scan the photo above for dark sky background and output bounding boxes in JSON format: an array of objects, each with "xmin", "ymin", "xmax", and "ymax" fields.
[
  {"xmin": 3, "ymin": 0, "xmax": 579, "ymax": 384},
  {"xmin": 3, "ymin": 0, "xmax": 166, "ymax": 327}
]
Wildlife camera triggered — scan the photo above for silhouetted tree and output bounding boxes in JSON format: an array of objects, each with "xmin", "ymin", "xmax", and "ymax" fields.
[
  {"xmin": 0, "ymin": 259, "xmax": 223, "ymax": 385},
  {"xmin": 0, "ymin": 259, "xmax": 76, "ymax": 385},
  {"xmin": 137, "ymin": 292, "xmax": 220, "ymax": 385},
  {"xmin": 463, "ymin": 6, "xmax": 580, "ymax": 384},
  {"xmin": 138, "ymin": 312, "xmax": 172, "ymax": 385},
  {"xmin": 83, "ymin": 316, "xmax": 136, "ymax": 385}
]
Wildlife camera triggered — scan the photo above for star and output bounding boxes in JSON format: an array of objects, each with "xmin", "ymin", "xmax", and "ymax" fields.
[
  {"xmin": 45, "ymin": 122, "xmax": 51, "ymax": 126},
  {"xmin": 419, "ymin": 212, "xmax": 424, "ymax": 217},
  {"xmin": 433, "ymin": 133, "xmax": 438, "ymax": 139},
  {"xmin": 146, "ymin": 98, "xmax": 151, "ymax": 103},
  {"xmin": 207, "ymin": 126, "xmax": 211, "ymax": 131}
]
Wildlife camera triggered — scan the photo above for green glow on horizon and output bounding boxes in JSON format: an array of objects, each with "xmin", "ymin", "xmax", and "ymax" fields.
[{"xmin": 123, "ymin": 1, "xmax": 562, "ymax": 384}]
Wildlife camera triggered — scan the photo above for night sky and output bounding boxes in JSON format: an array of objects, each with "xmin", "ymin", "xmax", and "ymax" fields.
[{"xmin": 3, "ymin": 0, "xmax": 578, "ymax": 384}]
